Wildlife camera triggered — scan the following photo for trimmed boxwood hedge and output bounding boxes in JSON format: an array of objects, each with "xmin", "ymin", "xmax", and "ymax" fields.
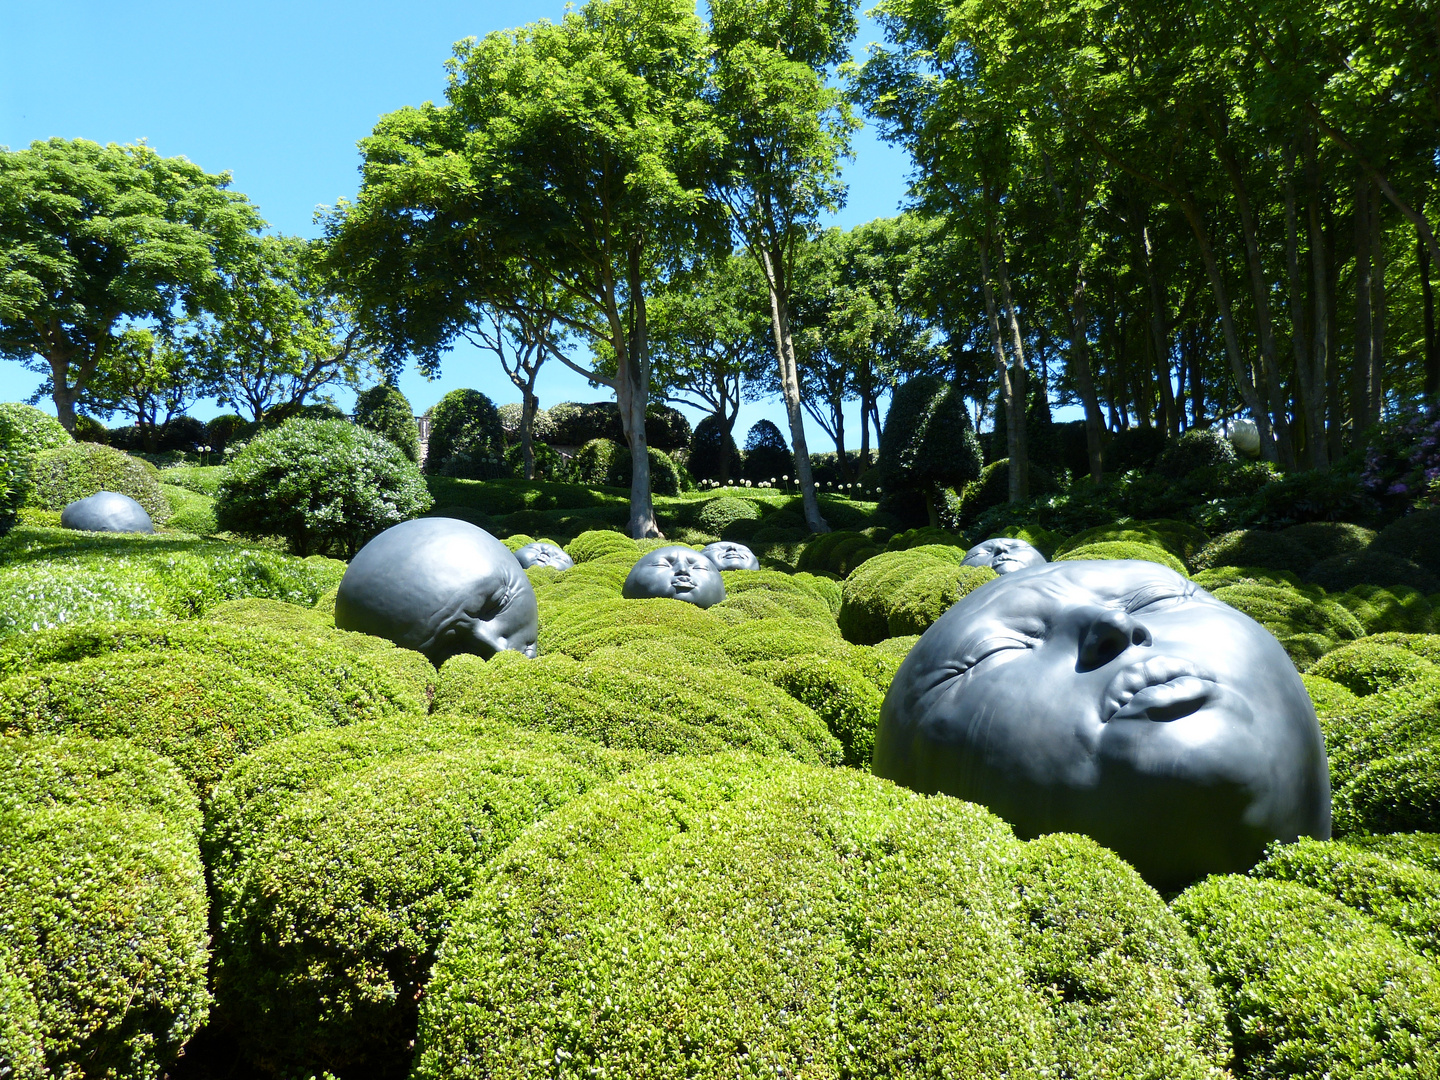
[
  {"xmin": 1307, "ymin": 640, "xmax": 1439, "ymax": 697},
  {"xmin": 0, "ymin": 736, "xmax": 209, "ymax": 1080},
  {"xmin": 1054, "ymin": 540, "xmax": 1189, "ymax": 576},
  {"xmin": 540, "ymin": 595, "xmax": 724, "ymax": 658},
  {"xmin": 743, "ymin": 652, "xmax": 885, "ymax": 767},
  {"xmin": 1193, "ymin": 529, "xmax": 1313, "ymax": 575},
  {"xmin": 1210, "ymin": 582, "xmax": 1364, "ymax": 650},
  {"xmin": 838, "ymin": 548, "xmax": 990, "ymax": 645},
  {"xmin": 1347, "ymin": 832, "xmax": 1440, "ymax": 874},
  {"xmin": 207, "ymin": 719, "xmax": 631, "ymax": 1079},
  {"xmin": 1334, "ymin": 584, "xmax": 1438, "ymax": 634},
  {"xmin": 565, "ymin": 528, "xmax": 639, "ymax": 564},
  {"xmin": 1306, "ymin": 549, "xmax": 1440, "ymax": 594},
  {"xmin": 414, "ymin": 753, "xmax": 1230, "ymax": 1080},
  {"xmin": 1173, "ymin": 874, "xmax": 1440, "ymax": 1079},
  {"xmin": 1301, "ymin": 673, "xmax": 1359, "ymax": 714},
  {"xmin": 1278, "ymin": 521, "xmax": 1376, "ymax": 562},
  {"xmin": 28, "ymin": 441, "xmax": 171, "ymax": 524},
  {"xmin": 796, "ymin": 529, "xmax": 884, "ymax": 577},
  {"xmin": 884, "ymin": 563, "xmax": 999, "ymax": 638},
  {"xmin": 1370, "ymin": 508, "xmax": 1440, "ymax": 577}
]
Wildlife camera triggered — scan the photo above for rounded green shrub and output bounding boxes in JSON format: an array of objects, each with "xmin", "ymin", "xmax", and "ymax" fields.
[
  {"xmin": 1371, "ymin": 509, "xmax": 1440, "ymax": 577},
  {"xmin": 1210, "ymin": 582, "xmax": 1364, "ymax": 646},
  {"xmin": 948, "ymin": 457, "xmax": 1055, "ymax": 525},
  {"xmin": 711, "ymin": 570, "xmax": 836, "ymax": 625},
  {"xmin": 1054, "ymin": 540, "xmax": 1189, "ymax": 576},
  {"xmin": 1301, "ymin": 673, "xmax": 1359, "ymax": 714},
  {"xmin": 686, "ymin": 412, "xmax": 742, "ymax": 482},
  {"xmin": 414, "ymin": 754, "xmax": 1229, "ymax": 1080},
  {"xmin": 0, "ymin": 736, "xmax": 209, "ymax": 1080},
  {"xmin": 0, "ymin": 402, "xmax": 70, "ymax": 459},
  {"xmin": 740, "ymin": 418, "xmax": 793, "ymax": 483},
  {"xmin": 571, "ymin": 438, "xmax": 686, "ymax": 496},
  {"xmin": 884, "ymin": 525, "xmax": 968, "ymax": 552},
  {"xmin": 885, "ymin": 564, "xmax": 999, "ymax": 638},
  {"xmin": 796, "ymin": 529, "xmax": 883, "ymax": 577},
  {"xmin": 540, "ymin": 595, "xmax": 723, "ymax": 659},
  {"xmin": 713, "ymin": 615, "xmax": 853, "ymax": 666},
  {"xmin": 1347, "ymin": 832, "xmax": 1440, "ymax": 875},
  {"xmin": 1192, "ymin": 529, "xmax": 1313, "ymax": 575},
  {"xmin": 1191, "ymin": 565, "xmax": 1303, "ymax": 590},
  {"xmin": 1278, "ymin": 521, "xmax": 1377, "ymax": 562},
  {"xmin": 1154, "ymin": 427, "xmax": 1238, "ymax": 478},
  {"xmin": 565, "ymin": 528, "xmax": 638, "ymax": 564},
  {"xmin": 161, "ymin": 482, "xmax": 217, "ymax": 533},
  {"xmin": 836, "ymin": 549, "xmax": 991, "ymax": 646},
  {"xmin": 1332, "ymin": 741, "xmax": 1440, "ymax": 837},
  {"xmin": 1307, "ymin": 549, "xmax": 1440, "ymax": 593},
  {"xmin": 28, "ymin": 441, "xmax": 170, "ymax": 523},
  {"xmin": 874, "ymin": 633, "xmax": 920, "ymax": 658},
  {"xmin": 1308, "ymin": 641, "xmax": 1439, "ymax": 697},
  {"xmin": 435, "ymin": 649, "xmax": 841, "ymax": 765},
  {"xmin": 354, "ymin": 383, "xmax": 420, "ymax": 462},
  {"xmin": 424, "ymin": 388, "xmax": 507, "ymax": 478},
  {"xmin": 1053, "ymin": 524, "xmax": 1168, "ymax": 559},
  {"xmin": 208, "ymin": 720, "xmax": 629, "ymax": 1079},
  {"xmin": 1367, "ymin": 631, "xmax": 1440, "ymax": 664},
  {"xmin": 1173, "ymin": 875, "xmax": 1440, "ymax": 1079},
  {"xmin": 1334, "ymin": 584, "xmax": 1438, "ymax": 634},
  {"xmin": 217, "ymin": 418, "xmax": 432, "ymax": 557},
  {"xmin": 874, "ymin": 376, "xmax": 983, "ymax": 514},
  {"xmin": 743, "ymin": 652, "xmax": 885, "ymax": 768},
  {"xmin": 695, "ymin": 494, "xmax": 763, "ymax": 536}
]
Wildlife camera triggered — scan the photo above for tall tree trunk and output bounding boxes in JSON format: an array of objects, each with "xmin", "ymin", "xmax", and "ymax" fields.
[
  {"xmin": 717, "ymin": 403, "xmax": 735, "ymax": 487},
  {"xmin": 610, "ymin": 261, "xmax": 660, "ymax": 539},
  {"xmin": 1304, "ymin": 180, "xmax": 1332, "ymax": 468},
  {"xmin": 1353, "ymin": 174, "xmax": 1377, "ymax": 438},
  {"xmin": 1287, "ymin": 145, "xmax": 1328, "ymax": 469},
  {"xmin": 979, "ymin": 229, "xmax": 1028, "ymax": 502},
  {"xmin": 996, "ymin": 243, "xmax": 1031, "ymax": 500},
  {"xmin": 1421, "ymin": 227, "xmax": 1439, "ymax": 398},
  {"xmin": 1139, "ymin": 226, "xmax": 1178, "ymax": 436},
  {"xmin": 519, "ymin": 388, "xmax": 538, "ymax": 481},
  {"xmin": 1068, "ymin": 264, "xmax": 1105, "ymax": 481},
  {"xmin": 762, "ymin": 247, "xmax": 828, "ymax": 534},
  {"xmin": 1370, "ymin": 195, "xmax": 1386, "ymax": 424},
  {"xmin": 858, "ymin": 376, "xmax": 873, "ymax": 470}
]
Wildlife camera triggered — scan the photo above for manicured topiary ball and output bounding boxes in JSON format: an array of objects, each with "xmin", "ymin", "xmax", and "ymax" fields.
[{"xmin": 60, "ymin": 491, "xmax": 153, "ymax": 534}]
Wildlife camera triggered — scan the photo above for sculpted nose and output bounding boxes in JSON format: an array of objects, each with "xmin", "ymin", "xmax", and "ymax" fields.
[{"xmin": 1077, "ymin": 608, "xmax": 1151, "ymax": 670}]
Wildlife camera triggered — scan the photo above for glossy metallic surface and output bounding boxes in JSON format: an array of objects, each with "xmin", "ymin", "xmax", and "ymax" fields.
[
  {"xmin": 60, "ymin": 491, "xmax": 153, "ymax": 534},
  {"xmin": 962, "ymin": 537, "xmax": 1046, "ymax": 575},
  {"xmin": 514, "ymin": 540, "xmax": 574, "ymax": 571},
  {"xmin": 701, "ymin": 541, "xmax": 761, "ymax": 571},
  {"xmin": 335, "ymin": 518, "xmax": 539, "ymax": 664},
  {"xmin": 874, "ymin": 560, "xmax": 1331, "ymax": 889},
  {"xmin": 622, "ymin": 545, "xmax": 726, "ymax": 608}
]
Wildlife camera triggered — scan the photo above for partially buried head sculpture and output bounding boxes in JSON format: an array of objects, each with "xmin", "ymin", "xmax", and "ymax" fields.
[
  {"xmin": 60, "ymin": 491, "xmax": 153, "ymax": 534},
  {"xmin": 873, "ymin": 559, "xmax": 1330, "ymax": 890},
  {"xmin": 335, "ymin": 517, "xmax": 539, "ymax": 664},
  {"xmin": 514, "ymin": 540, "xmax": 574, "ymax": 572},
  {"xmin": 702, "ymin": 541, "xmax": 761, "ymax": 572},
  {"xmin": 962, "ymin": 537, "xmax": 1045, "ymax": 575},
  {"xmin": 622, "ymin": 545, "xmax": 726, "ymax": 608}
]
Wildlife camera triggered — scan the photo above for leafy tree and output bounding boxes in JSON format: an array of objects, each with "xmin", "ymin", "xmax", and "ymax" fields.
[
  {"xmin": 742, "ymin": 419, "xmax": 794, "ymax": 484},
  {"xmin": 354, "ymin": 383, "xmax": 420, "ymax": 462},
  {"xmin": 876, "ymin": 375, "xmax": 983, "ymax": 525},
  {"xmin": 0, "ymin": 137, "xmax": 261, "ymax": 430},
  {"xmin": 68, "ymin": 327, "xmax": 207, "ymax": 451},
  {"xmin": 424, "ymin": 389, "xmax": 508, "ymax": 479}
]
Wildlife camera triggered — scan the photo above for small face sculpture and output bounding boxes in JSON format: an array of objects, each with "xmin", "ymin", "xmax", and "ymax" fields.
[
  {"xmin": 962, "ymin": 537, "xmax": 1045, "ymax": 575},
  {"xmin": 335, "ymin": 518, "xmax": 539, "ymax": 665},
  {"xmin": 702, "ymin": 541, "xmax": 761, "ymax": 572},
  {"xmin": 874, "ymin": 560, "xmax": 1330, "ymax": 890},
  {"xmin": 514, "ymin": 541, "xmax": 575, "ymax": 571},
  {"xmin": 60, "ymin": 491, "xmax": 154, "ymax": 534},
  {"xmin": 622, "ymin": 546, "xmax": 726, "ymax": 608}
]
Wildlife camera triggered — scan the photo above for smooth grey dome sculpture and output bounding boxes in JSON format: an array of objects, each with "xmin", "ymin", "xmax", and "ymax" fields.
[
  {"xmin": 60, "ymin": 491, "xmax": 153, "ymax": 534},
  {"xmin": 702, "ymin": 541, "xmax": 761, "ymax": 572},
  {"xmin": 514, "ymin": 540, "xmax": 574, "ymax": 571},
  {"xmin": 873, "ymin": 560, "xmax": 1330, "ymax": 890},
  {"xmin": 335, "ymin": 518, "xmax": 538, "ymax": 664},
  {"xmin": 622, "ymin": 546, "xmax": 726, "ymax": 609},
  {"xmin": 962, "ymin": 537, "xmax": 1046, "ymax": 575}
]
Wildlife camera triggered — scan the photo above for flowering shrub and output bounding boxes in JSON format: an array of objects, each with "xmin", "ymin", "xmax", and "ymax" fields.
[{"xmin": 1361, "ymin": 400, "xmax": 1440, "ymax": 510}]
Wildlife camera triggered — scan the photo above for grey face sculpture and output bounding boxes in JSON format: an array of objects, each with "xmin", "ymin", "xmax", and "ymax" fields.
[
  {"xmin": 514, "ymin": 540, "xmax": 575, "ymax": 572},
  {"xmin": 60, "ymin": 491, "xmax": 153, "ymax": 534},
  {"xmin": 702, "ymin": 541, "xmax": 761, "ymax": 572},
  {"xmin": 873, "ymin": 560, "xmax": 1330, "ymax": 890},
  {"xmin": 622, "ymin": 546, "xmax": 726, "ymax": 608},
  {"xmin": 335, "ymin": 518, "xmax": 539, "ymax": 665},
  {"xmin": 962, "ymin": 537, "xmax": 1046, "ymax": 575}
]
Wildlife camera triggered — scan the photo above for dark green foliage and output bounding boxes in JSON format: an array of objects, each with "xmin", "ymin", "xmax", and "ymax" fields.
[
  {"xmin": 425, "ymin": 388, "xmax": 507, "ymax": 478},
  {"xmin": 1306, "ymin": 549, "xmax": 1440, "ymax": 593},
  {"xmin": 875, "ymin": 376, "xmax": 983, "ymax": 510},
  {"xmin": 1255, "ymin": 838, "xmax": 1440, "ymax": 957},
  {"xmin": 741, "ymin": 419, "xmax": 793, "ymax": 483},
  {"xmin": 884, "ymin": 525, "xmax": 968, "ymax": 552},
  {"xmin": 1173, "ymin": 875, "xmax": 1440, "ymax": 1079},
  {"xmin": 1192, "ymin": 529, "xmax": 1313, "ymax": 575},
  {"xmin": 414, "ymin": 754, "xmax": 1230, "ymax": 1080},
  {"xmin": 838, "ymin": 549, "xmax": 993, "ymax": 645},
  {"xmin": 504, "ymin": 438, "xmax": 567, "ymax": 480},
  {"xmin": 216, "ymin": 418, "xmax": 432, "ymax": 556},
  {"xmin": 796, "ymin": 528, "xmax": 883, "ymax": 577},
  {"xmin": 354, "ymin": 383, "xmax": 420, "ymax": 462},
  {"xmin": 1278, "ymin": 521, "xmax": 1377, "ymax": 562},
  {"xmin": 743, "ymin": 652, "xmax": 885, "ymax": 767},
  {"xmin": 29, "ymin": 441, "xmax": 171, "ymax": 523},
  {"xmin": 207, "ymin": 719, "xmax": 629, "ymax": 1079},
  {"xmin": 570, "ymin": 437, "xmax": 687, "ymax": 496},
  {"xmin": 695, "ymin": 494, "xmax": 763, "ymax": 536},
  {"xmin": 1104, "ymin": 425, "xmax": 1169, "ymax": 473},
  {"xmin": 541, "ymin": 401, "xmax": 691, "ymax": 451},
  {"xmin": 1154, "ymin": 427, "xmax": 1238, "ymax": 479},
  {"xmin": 205, "ymin": 413, "xmax": 253, "ymax": 450},
  {"xmin": 1371, "ymin": 509, "xmax": 1440, "ymax": 577},
  {"xmin": 946, "ymin": 456, "xmax": 1055, "ymax": 526},
  {"xmin": 1055, "ymin": 541, "xmax": 1189, "ymax": 576},
  {"xmin": 686, "ymin": 412, "xmax": 742, "ymax": 481},
  {"xmin": 1308, "ymin": 640, "xmax": 1439, "ymax": 697},
  {"xmin": 0, "ymin": 736, "xmax": 209, "ymax": 1080},
  {"xmin": 434, "ymin": 648, "xmax": 842, "ymax": 764}
]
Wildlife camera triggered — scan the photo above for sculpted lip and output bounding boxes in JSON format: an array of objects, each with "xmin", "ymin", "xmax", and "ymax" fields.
[{"xmin": 1102, "ymin": 657, "xmax": 1217, "ymax": 722}]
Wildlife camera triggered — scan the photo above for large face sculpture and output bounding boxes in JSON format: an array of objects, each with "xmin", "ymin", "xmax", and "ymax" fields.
[
  {"xmin": 622, "ymin": 546, "xmax": 726, "ymax": 608},
  {"xmin": 60, "ymin": 491, "xmax": 153, "ymax": 534},
  {"xmin": 514, "ymin": 540, "xmax": 575, "ymax": 572},
  {"xmin": 335, "ymin": 518, "xmax": 539, "ymax": 665},
  {"xmin": 874, "ymin": 560, "xmax": 1330, "ymax": 890},
  {"xmin": 702, "ymin": 541, "xmax": 761, "ymax": 572},
  {"xmin": 962, "ymin": 537, "xmax": 1045, "ymax": 575}
]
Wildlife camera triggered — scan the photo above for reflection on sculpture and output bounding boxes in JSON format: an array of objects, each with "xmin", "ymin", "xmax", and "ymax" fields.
[
  {"xmin": 622, "ymin": 546, "xmax": 726, "ymax": 608},
  {"xmin": 514, "ymin": 540, "xmax": 575, "ymax": 571},
  {"xmin": 962, "ymin": 537, "xmax": 1045, "ymax": 575},
  {"xmin": 60, "ymin": 491, "xmax": 154, "ymax": 534},
  {"xmin": 873, "ymin": 560, "xmax": 1330, "ymax": 889},
  {"xmin": 702, "ymin": 541, "xmax": 761, "ymax": 572},
  {"xmin": 335, "ymin": 518, "xmax": 539, "ymax": 664}
]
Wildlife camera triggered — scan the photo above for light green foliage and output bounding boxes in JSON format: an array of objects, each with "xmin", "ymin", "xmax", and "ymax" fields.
[
  {"xmin": 885, "ymin": 563, "xmax": 999, "ymax": 637},
  {"xmin": 217, "ymin": 417, "xmax": 432, "ymax": 557},
  {"xmin": 0, "ymin": 736, "xmax": 209, "ymax": 1080},
  {"xmin": 1192, "ymin": 529, "xmax": 1313, "ymax": 575},
  {"xmin": 1332, "ymin": 742, "xmax": 1440, "ymax": 838},
  {"xmin": 794, "ymin": 570, "xmax": 842, "ymax": 613},
  {"xmin": 1210, "ymin": 582, "xmax": 1364, "ymax": 648},
  {"xmin": 1173, "ymin": 875, "xmax": 1440, "ymax": 1079},
  {"xmin": 1334, "ymin": 584, "xmax": 1438, "ymax": 634},
  {"xmin": 540, "ymin": 595, "xmax": 723, "ymax": 658},
  {"xmin": 874, "ymin": 633, "xmax": 919, "ymax": 658},
  {"xmin": 695, "ymin": 493, "xmax": 763, "ymax": 536},
  {"xmin": 354, "ymin": 382, "xmax": 421, "ymax": 462},
  {"xmin": 158, "ymin": 463, "xmax": 227, "ymax": 496},
  {"xmin": 1256, "ymin": 838, "xmax": 1440, "ymax": 957},
  {"xmin": 744, "ymin": 652, "xmax": 885, "ymax": 767},
  {"xmin": 1301, "ymin": 673, "xmax": 1359, "ymax": 714},
  {"xmin": 501, "ymin": 532, "xmax": 536, "ymax": 551},
  {"xmin": 885, "ymin": 524, "xmax": 969, "ymax": 552},
  {"xmin": 1192, "ymin": 565, "xmax": 1303, "ymax": 590},
  {"xmin": 0, "ymin": 526, "xmax": 344, "ymax": 635},
  {"xmin": 435, "ymin": 647, "xmax": 842, "ymax": 764},
  {"xmin": 713, "ymin": 569, "xmax": 837, "ymax": 624},
  {"xmin": 0, "ymin": 403, "xmax": 71, "ymax": 459},
  {"xmin": 1054, "ymin": 541, "xmax": 1189, "ymax": 576},
  {"xmin": 839, "ymin": 548, "xmax": 995, "ymax": 644},
  {"xmin": 414, "ymin": 754, "xmax": 1229, "ymax": 1079},
  {"xmin": 714, "ymin": 615, "xmax": 854, "ymax": 666},
  {"xmin": 1308, "ymin": 641, "xmax": 1439, "ymax": 697},
  {"xmin": 566, "ymin": 528, "xmax": 640, "ymax": 563},
  {"xmin": 1368, "ymin": 631, "xmax": 1440, "ymax": 665},
  {"xmin": 207, "ymin": 719, "xmax": 630, "ymax": 1079},
  {"xmin": 29, "ymin": 441, "xmax": 171, "ymax": 523},
  {"xmin": 161, "ymin": 482, "xmax": 217, "ymax": 533},
  {"xmin": 1279, "ymin": 521, "xmax": 1377, "ymax": 563},
  {"xmin": 1347, "ymin": 833, "xmax": 1440, "ymax": 875}
]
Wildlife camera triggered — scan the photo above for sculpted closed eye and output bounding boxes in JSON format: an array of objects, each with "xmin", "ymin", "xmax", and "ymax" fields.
[
  {"xmin": 949, "ymin": 637, "xmax": 1033, "ymax": 676},
  {"xmin": 1125, "ymin": 585, "xmax": 1192, "ymax": 613}
]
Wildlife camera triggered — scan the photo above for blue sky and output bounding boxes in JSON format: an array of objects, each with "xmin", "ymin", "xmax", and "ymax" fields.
[{"xmin": 0, "ymin": 0, "xmax": 915, "ymax": 452}]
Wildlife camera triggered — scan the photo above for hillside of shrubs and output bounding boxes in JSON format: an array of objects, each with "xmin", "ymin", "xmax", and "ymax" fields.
[{"xmin": 2, "ymin": 396, "xmax": 1440, "ymax": 1080}]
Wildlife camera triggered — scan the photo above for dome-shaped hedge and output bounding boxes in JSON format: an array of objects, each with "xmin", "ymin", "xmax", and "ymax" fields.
[
  {"xmin": 1054, "ymin": 541, "xmax": 1189, "ymax": 576},
  {"xmin": 837, "ymin": 548, "xmax": 990, "ymax": 645},
  {"xmin": 424, "ymin": 388, "xmax": 507, "ymax": 479},
  {"xmin": 28, "ymin": 442, "xmax": 170, "ymax": 524}
]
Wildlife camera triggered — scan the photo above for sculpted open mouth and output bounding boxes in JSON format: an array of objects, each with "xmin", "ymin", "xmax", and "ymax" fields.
[{"xmin": 1102, "ymin": 657, "xmax": 1217, "ymax": 722}]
